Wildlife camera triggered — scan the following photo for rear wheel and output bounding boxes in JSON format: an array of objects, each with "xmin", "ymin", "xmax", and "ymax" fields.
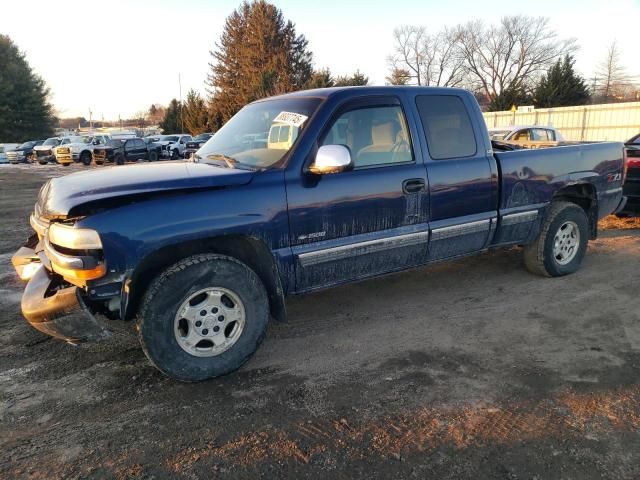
[
  {"xmin": 137, "ymin": 254, "xmax": 269, "ymax": 382},
  {"xmin": 523, "ymin": 201, "xmax": 589, "ymax": 277},
  {"xmin": 80, "ymin": 151, "xmax": 91, "ymax": 166},
  {"xmin": 115, "ymin": 154, "xmax": 125, "ymax": 165},
  {"xmin": 171, "ymin": 148, "xmax": 180, "ymax": 160},
  {"xmin": 148, "ymin": 150, "xmax": 158, "ymax": 161}
]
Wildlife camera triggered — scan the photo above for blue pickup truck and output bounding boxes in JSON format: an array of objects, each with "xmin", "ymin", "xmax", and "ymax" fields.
[{"xmin": 12, "ymin": 86, "xmax": 627, "ymax": 381}]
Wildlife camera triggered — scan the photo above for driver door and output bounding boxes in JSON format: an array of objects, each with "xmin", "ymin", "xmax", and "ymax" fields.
[{"xmin": 286, "ymin": 96, "xmax": 430, "ymax": 292}]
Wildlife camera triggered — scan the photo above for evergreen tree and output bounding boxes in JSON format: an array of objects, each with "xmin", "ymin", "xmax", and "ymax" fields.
[
  {"xmin": 207, "ymin": 0, "xmax": 313, "ymax": 124},
  {"xmin": 159, "ymin": 99, "xmax": 182, "ymax": 133},
  {"xmin": 534, "ymin": 55, "xmax": 590, "ymax": 107},
  {"xmin": 183, "ymin": 89, "xmax": 209, "ymax": 135},
  {"xmin": 306, "ymin": 68, "xmax": 334, "ymax": 89},
  {"xmin": 0, "ymin": 34, "xmax": 55, "ymax": 141},
  {"xmin": 386, "ymin": 67, "xmax": 411, "ymax": 85},
  {"xmin": 334, "ymin": 70, "xmax": 369, "ymax": 87},
  {"xmin": 488, "ymin": 84, "xmax": 532, "ymax": 112}
]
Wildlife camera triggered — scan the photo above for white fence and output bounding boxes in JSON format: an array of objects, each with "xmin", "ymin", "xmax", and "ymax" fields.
[{"xmin": 482, "ymin": 102, "xmax": 640, "ymax": 142}]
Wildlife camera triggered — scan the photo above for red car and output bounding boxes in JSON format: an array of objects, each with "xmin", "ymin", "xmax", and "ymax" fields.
[{"xmin": 619, "ymin": 133, "xmax": 640, "ymax": 216}]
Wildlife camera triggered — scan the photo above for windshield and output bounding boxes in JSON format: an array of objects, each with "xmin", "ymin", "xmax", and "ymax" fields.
[
  {"xmin": 18, "ymin": 141, "xmax": 36, "ymax": 149},
  {"xmin": 160, "ymin": 135, "xmax": 179, "ymax": 142},
  {"xmin": 194, "ymin": 133, "xmax": 212, "ymax": 142},
  {"xmin": 105, "ymin": 139, "xmax": 123, "ymax": 147},
  {"xmin": 489, "ymin": 130, "xmax": 511, "ymax": 140},
  {"xmin": 43, "ymin": 138, "xmax": 59, "ymax": 146},
  {"xmin": 195, "ymin": 97, "xmax": 321, "ymax": 169}
]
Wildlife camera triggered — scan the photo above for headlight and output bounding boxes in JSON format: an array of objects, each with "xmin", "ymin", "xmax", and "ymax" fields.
[{"xmin": 48, "ymin": 223, "xmax": 102, "ymax": 249}]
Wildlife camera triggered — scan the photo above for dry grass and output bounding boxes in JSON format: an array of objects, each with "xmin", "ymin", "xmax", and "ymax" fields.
[{"xmin": 598, "ymin": 214, "xmax": 640, "ymax": 230}]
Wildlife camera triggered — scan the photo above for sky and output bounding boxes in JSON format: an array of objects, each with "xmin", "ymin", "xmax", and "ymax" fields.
[{"xmin": 1, "ymin": 0, "xmax": 639, "ymax": 120}]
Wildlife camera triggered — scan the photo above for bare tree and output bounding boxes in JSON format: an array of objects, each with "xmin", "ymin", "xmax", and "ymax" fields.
[
  {"xmin": 455, "ymin": 16, "xmax": 575, "ymax": 102},
  {"xmin": 387, "ymin": 26, "xmax": 465, "ymax": 87},
  {"xmin": 595, "ymin": 40, "xmax": 633, "ymax": 101}
]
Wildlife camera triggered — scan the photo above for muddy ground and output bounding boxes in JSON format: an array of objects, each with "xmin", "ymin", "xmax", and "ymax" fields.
[{"xmin": 1, "ymin": 163, "xmax": 640, "ymax": 479}]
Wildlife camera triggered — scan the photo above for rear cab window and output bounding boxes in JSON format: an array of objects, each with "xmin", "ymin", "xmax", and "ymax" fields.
[{"xmin": 415, "ymin": 95, "xmax": 477, "ymax": 160}]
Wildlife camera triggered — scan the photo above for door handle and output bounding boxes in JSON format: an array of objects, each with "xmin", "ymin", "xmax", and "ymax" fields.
[{"xmin": 402, "ymin": 178, "xmax": 426, "ymax": 194}]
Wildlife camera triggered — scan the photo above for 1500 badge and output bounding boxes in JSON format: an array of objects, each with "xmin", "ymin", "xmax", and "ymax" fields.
[{"xmin": 298, "ymin": 231, "xmax": 326, "ymax": 241}]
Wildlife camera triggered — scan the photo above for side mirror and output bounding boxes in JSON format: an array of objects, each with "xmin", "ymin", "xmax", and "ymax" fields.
[{"xmin": 308, "ymin": 145, "xmax": 353, "ymax": 175}]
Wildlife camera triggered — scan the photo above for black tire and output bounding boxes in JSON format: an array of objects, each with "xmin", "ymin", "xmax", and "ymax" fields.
[
  {"xmin": 523, "ymin": 201, "xmax": 589, "ymax": 277},
  {"xmin": 137, "ymin": 254, "xmax": 269, "ymax": 382},
  {"xmin": 148, "ymin": 150, "xmax": 158, "ymax": 162},
  {"xmin": 115, "ymin": 154, "xmax": 125, "ymax": 165},
  {"xmin": 80, "ymin": 151, "xmax": 91, "ymax": 166},
  {"xmin": 38, "ymin": 161, "xmax": 47, "ymax": 165},
  {"xmin": 61, "ymin": 162, "xmax": 70, "ymax": 167},
  {"xmin": 171, "ymin": 148, "xmax": 179, "ymax": 160}
]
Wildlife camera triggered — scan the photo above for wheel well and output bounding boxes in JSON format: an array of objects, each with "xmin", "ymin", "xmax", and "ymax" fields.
[
  {"xmin": 125, "ymin": 236, "xmax": 286, "ymax": 323},
  {"xmin": 552, "ymin": 183, "xmax": 598, "ymax": 239}
]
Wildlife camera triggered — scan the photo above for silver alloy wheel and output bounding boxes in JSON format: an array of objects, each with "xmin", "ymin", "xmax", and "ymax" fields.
[
  {"xmin": 553, "ymin": 220, "xmax": 580, "ymax": 265},
  {"xmin": 174, "ymin": 287, "xmax": 246, "ymax": 357}
]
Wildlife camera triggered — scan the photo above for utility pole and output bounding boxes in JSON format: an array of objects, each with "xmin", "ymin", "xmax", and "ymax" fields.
[
  {"xmin": 179, "ymin": 73, "xmax": 184, "ymax": 133},
  {"xmin": 89, "ymin": 108, "xmax": 93, "ymax": 131}
]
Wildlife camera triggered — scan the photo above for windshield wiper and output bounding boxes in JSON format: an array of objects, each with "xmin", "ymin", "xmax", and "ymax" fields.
[{"xmin": 205, "ymin": 153, "xmax": 257, "ymax": 171}]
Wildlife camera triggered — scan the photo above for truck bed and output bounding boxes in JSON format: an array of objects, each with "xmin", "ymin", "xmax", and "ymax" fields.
[{"xmin": 494, "ymin": 141, "xmax": 625, "ymax": 220}]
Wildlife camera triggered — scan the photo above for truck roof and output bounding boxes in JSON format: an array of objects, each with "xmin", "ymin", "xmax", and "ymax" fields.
[{"xmin": 258, "ymin": 85, "xmax": 470, "ymax": 102}]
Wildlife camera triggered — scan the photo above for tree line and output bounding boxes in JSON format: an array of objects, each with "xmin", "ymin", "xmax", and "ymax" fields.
[
  {"xmin": 386, "ymin": 18, "xmax": 638, "ymax": 111},
  {"xmin": 2, "ymin": 1, "xmax": 638, "ymax": 141}
]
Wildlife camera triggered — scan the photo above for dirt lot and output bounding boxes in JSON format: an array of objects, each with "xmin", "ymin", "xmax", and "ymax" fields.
[{"xmin": 1, "ymin": 163, "xmax": 640, "ymax": 479}]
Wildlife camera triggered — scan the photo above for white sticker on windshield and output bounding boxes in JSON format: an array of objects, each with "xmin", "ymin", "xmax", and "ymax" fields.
[{"xmin": 273, "ymin": 111, "xmax": 308, "ymax": 128}]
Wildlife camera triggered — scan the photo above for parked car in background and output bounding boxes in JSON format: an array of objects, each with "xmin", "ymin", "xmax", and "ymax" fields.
[
  {"xmin": 0, "ymin": 143, "xmax": 21, "ymax": 164},
  {"xmin": 7, "ymin": 140, "xmax": 45, "ymax": 164},
  {"xmin": 34, "ymin": 137, "xmax": 63, "ymax": 164},
  {"xmin": 184, "ymin": 133, "xmax": 213, "ymax": 159},
  {"xmin": 156, "ymin": 134, "xmax": 193, "ymax": 159},
  {"xmin": 619, "ymin": 133, "xmax": 640, "ymax": 215},
  {"xmin": 143, "ymin": 136, "xmax": 161, "ymax": 161},
  {"xmin": 93, "ymin": 138, "xmax": 150, "ymax": 165},
  {"xmin": 488, "ymin": 125, "xmax": 565, "ymax": 148},
  {"xmin": 54, "ymin": 134, "xmax": 111, "ymax": 166},
  {"xmin": 11, "ymin": 86, "xmax": 627, "ymax": 381}
]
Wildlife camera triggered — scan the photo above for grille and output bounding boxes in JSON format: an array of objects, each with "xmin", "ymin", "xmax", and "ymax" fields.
[
  {"xmin": 36, "ymin": 149, "xmax": 52, "ymax": 157},
  {"xmin": 57, "ymin": 147, "xmax": 70, "ymax": 154}
]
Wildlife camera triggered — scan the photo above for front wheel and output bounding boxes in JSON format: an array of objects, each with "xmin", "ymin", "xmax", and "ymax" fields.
[
  {"xmin": 523, "ymin": 201, "xmax": 589, "ymax": 277},
  {"xmin": 147, "ymin": 150, "xmax": 158, "ymax": 162},
  {"xmin": 171, "ymin": 148, "xmax": 179, "ymax": 160},
  {"xmin": 115, "ymin": 154, "xmax": 125, "ymax": 165},
  {"xmin": 137, "ymin": 254, "xmax": 269, "ymax": 382}
]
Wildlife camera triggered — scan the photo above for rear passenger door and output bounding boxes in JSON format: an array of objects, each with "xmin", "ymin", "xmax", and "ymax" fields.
[{"xmin": 414, "ymin": 94, "xmax": 499, "ymax": 260}]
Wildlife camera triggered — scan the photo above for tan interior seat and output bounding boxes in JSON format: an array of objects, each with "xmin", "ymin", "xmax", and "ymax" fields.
[{"xmin": 356, "ymin": 122, "xmax": 396, "ymax": 166}]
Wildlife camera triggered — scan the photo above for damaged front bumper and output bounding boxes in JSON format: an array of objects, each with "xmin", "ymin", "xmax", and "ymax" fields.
[{"xmin": 12, "ymin": 242, "xmax": 112, "ymax": 343}]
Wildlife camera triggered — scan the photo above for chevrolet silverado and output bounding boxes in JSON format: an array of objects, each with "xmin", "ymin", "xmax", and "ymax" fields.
[{"xmin": 12, "ymin": 86, "xmax": 627, "ymax": 381}]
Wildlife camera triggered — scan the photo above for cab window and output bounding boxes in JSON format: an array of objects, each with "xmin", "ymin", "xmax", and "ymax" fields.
[
  {"xmin": 415, "ymin": 95, "xmax": 477, "ymax": 160},
  {"xmin": 321, "ymin": 105, "xmax": 413, "ymax": 168}
]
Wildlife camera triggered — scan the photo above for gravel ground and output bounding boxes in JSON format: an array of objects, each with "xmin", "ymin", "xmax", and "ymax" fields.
[{"xmin": 1, "ymin": 163, "xmax": 640, "ymax": 479}]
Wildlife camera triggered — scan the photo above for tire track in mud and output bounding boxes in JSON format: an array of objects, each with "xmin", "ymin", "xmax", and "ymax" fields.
[{"xmin": 165, "ymin": 385, "xmax": 640, "ymax": 473}]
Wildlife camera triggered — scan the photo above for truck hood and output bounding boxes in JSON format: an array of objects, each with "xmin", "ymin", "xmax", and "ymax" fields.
[{"xmin": 38, "ymin": 161, "xmax": 255, "ymax": 218}]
